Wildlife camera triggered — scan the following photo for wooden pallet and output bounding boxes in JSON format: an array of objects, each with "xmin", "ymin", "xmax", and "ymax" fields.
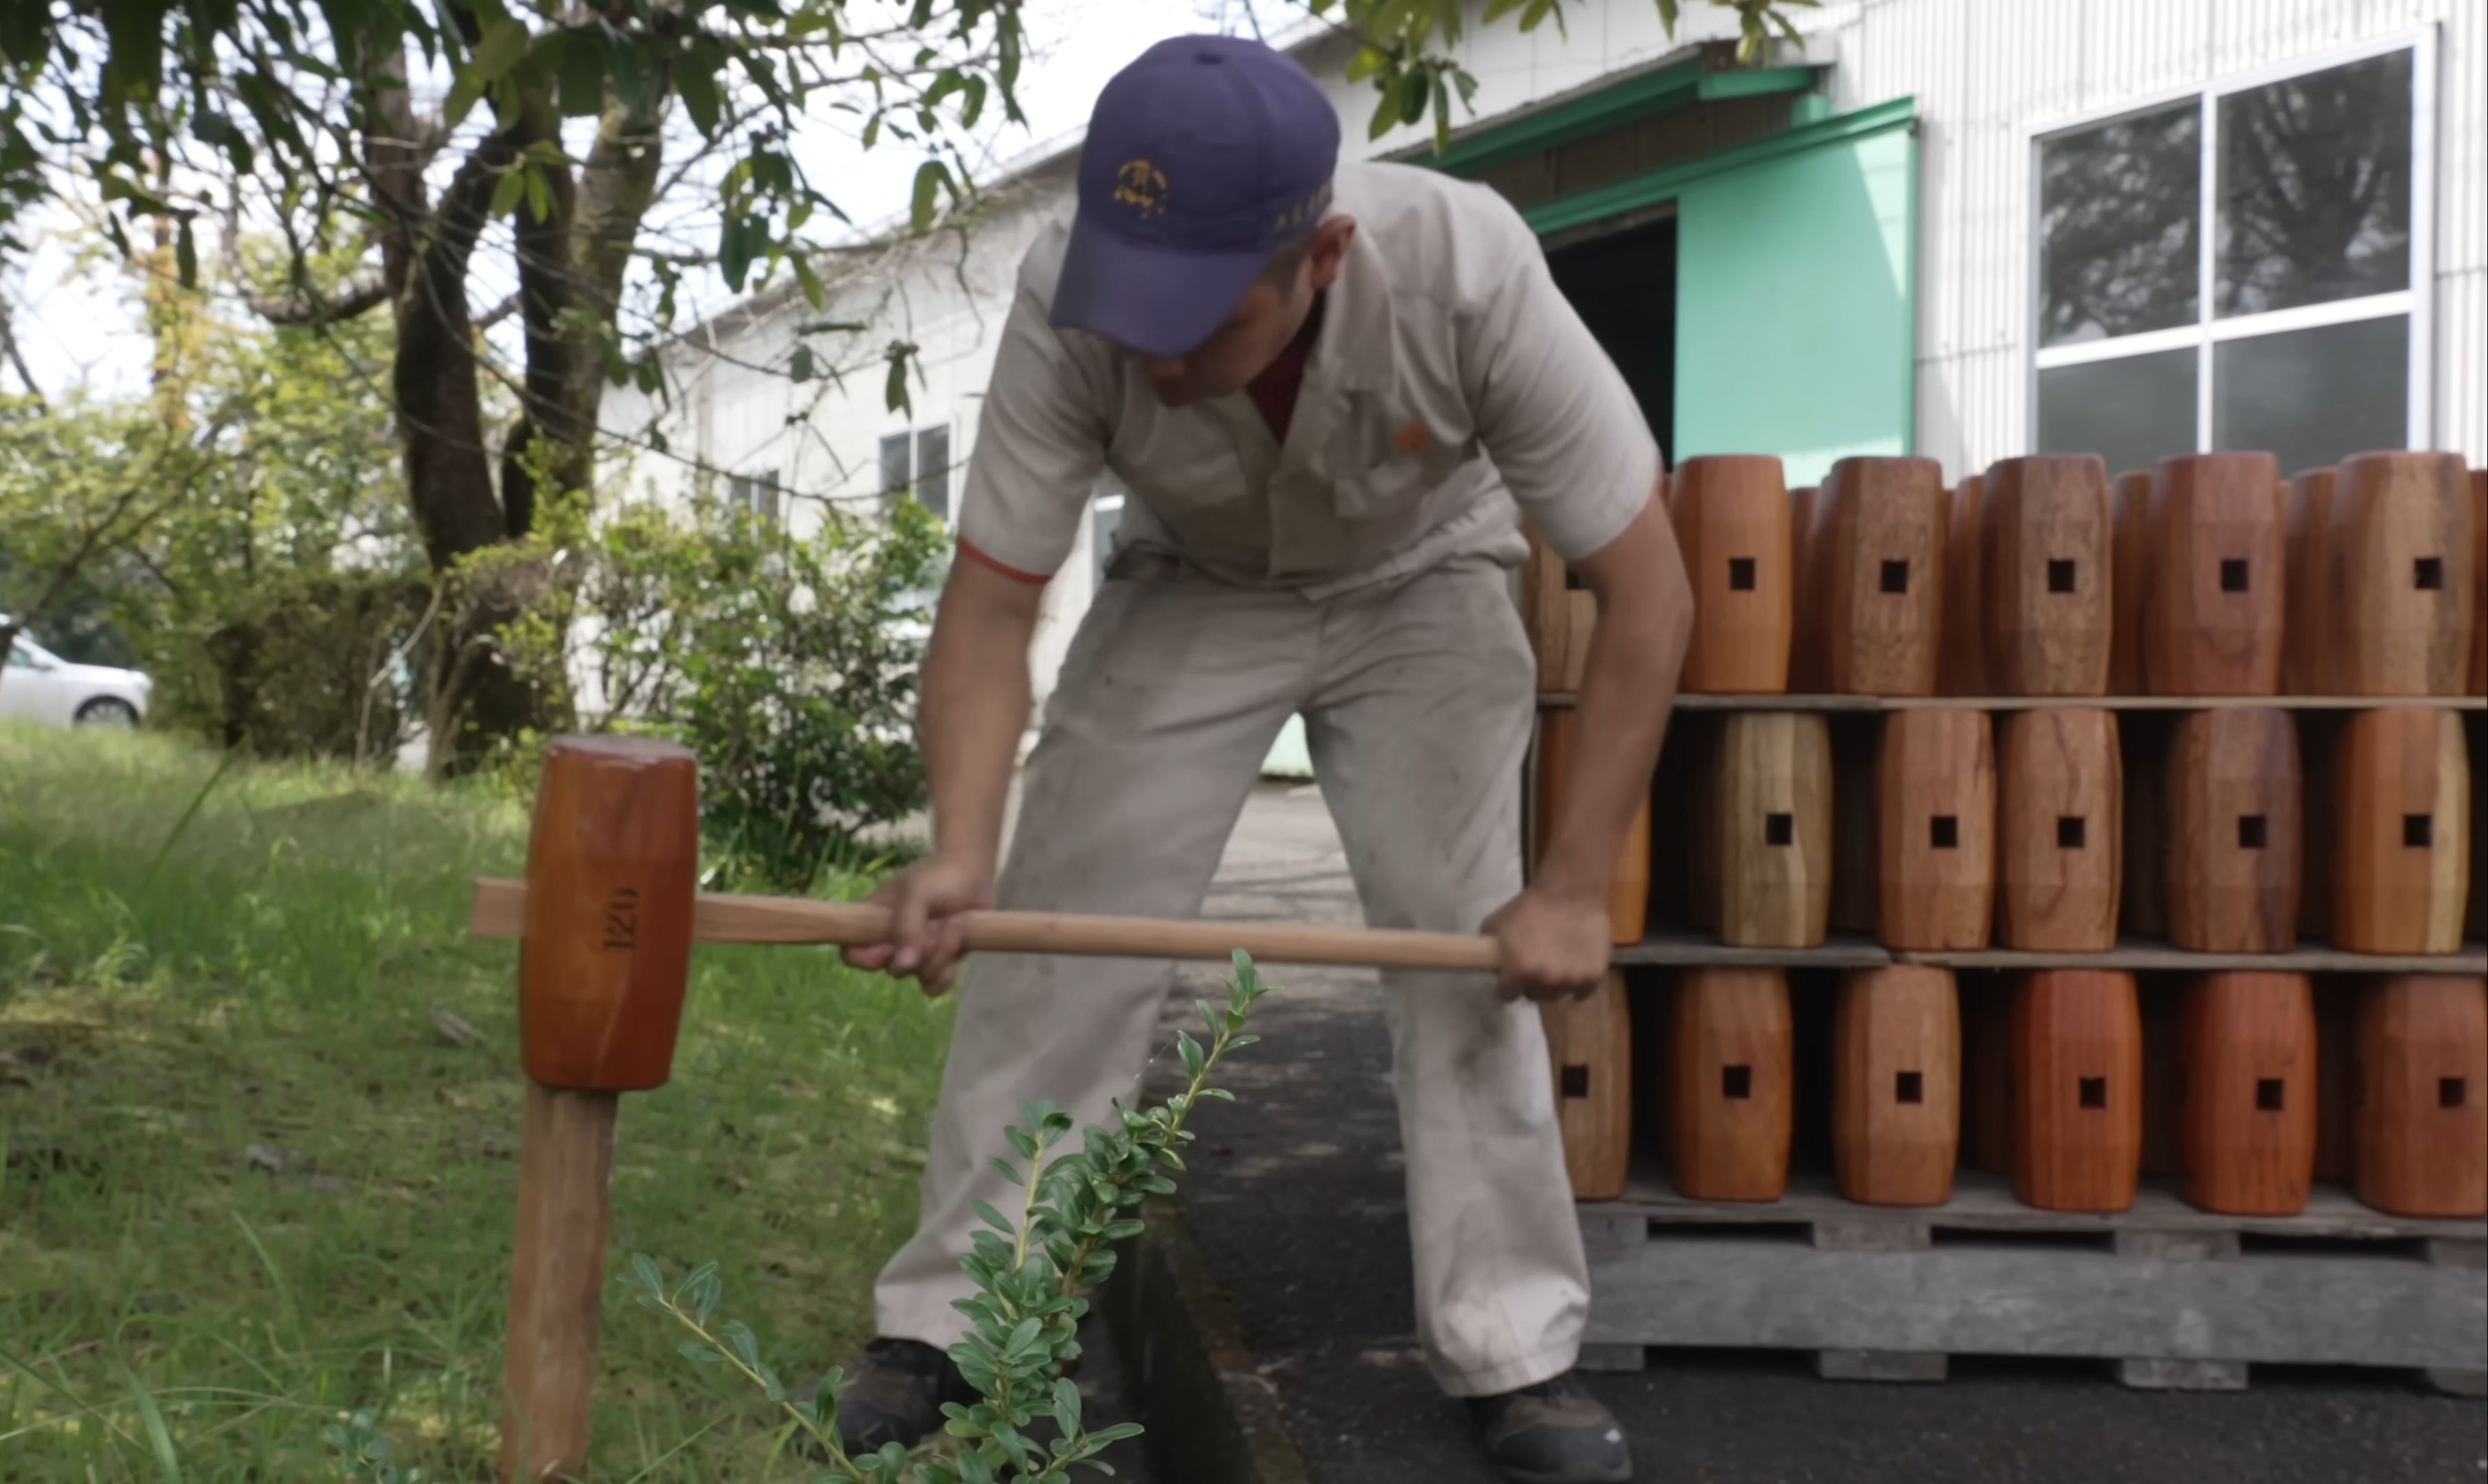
[{"xmin": 1574, "ymin": 1169, "xmax": 2488, "ymax": 1394}]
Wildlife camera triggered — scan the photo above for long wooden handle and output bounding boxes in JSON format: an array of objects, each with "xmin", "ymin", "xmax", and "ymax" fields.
[{"xmin": 469, "ymin": 878, "xmax": 1501, "ymax": 973}]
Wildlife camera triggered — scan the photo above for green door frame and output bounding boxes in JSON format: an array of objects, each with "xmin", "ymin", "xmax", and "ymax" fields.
[
  {"xmin": 1518, "ymin": 94, "xmax": 1919, "ymax": 236},
  {"xmin": 1403, "ymin": 52, "xmax": 1824, "ymax": 179}
]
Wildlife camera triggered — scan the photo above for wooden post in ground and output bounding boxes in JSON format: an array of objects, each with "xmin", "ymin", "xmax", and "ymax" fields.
[{"xmin": 500, "ymin": 736, "xmax": 699, "ymax": 1482}]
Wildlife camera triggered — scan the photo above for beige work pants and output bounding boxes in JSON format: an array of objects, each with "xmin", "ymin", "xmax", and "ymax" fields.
[{"xmin": 872, "ymin": 552, "xmax": 1589, "ymax": 1398}]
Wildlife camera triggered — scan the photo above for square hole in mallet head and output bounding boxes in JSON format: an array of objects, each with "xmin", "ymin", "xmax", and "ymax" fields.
[
  {"xmin": 1729, "ymin": 557, "xmax": 1757, "ymax": 591},
  {"xmin": 2404, "ymin": 814, "xmax": 2434, "ymax": 848},
  {"xmin": 2443, "ymin": 1077, "xmax": 2469, "ymax": 1110},
  {"xmin": 2220, "ymin": 558, "xmax": 2250, "ymax": 592},
  {"xmin": 2047, "ymin": 558, "xmax": 2077, "ymax": 594},
  {"xmin": 2256, "ymin": 1078, "xmax": 2285, "ymax": 1112},
  {"xmin": 1895, "ymin": 1070, "xmax": 1925, "ymax": 1105},
  {"xmin": 2057, "ymin": 816, "xmax": 2087, "ymax": 849},
  {"xmin": 2236, "ymin": 814, "xmax": 2266, "ymax": 849},
  {"xmin": 2413, "ymin": 556, "xmax": 2443, "ymax": 590},
  {"xmin": 1764, "ymin": 812, "xmax": 1794, "ymax": 846},
  {"xmin": 1561, "ymin": 1065, "xmax": 1591, "ymax": 1099},
  {"xmin": 1721, "ymin": 1064, "xmax": 1753, "ymax": 1100},
  {"xmin": 1929, "ymin": 815, "xmax": 1960, "ymax": 849},
  {"xmin": 1880, "ymin": 559, "xmax": 1910, "ymax": 594},
  {"xmin": 2078, "ymin": 1076, "xmax": 2107, "ymax": 1109}
]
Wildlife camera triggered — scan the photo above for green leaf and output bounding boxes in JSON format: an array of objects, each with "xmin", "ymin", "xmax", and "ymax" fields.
[
  {"xmin": 1520, "ymin": 0, "xmax": 1557, "ymax": 31},
  {"xmin": 174, "ymin": 218, "xmax": 197, "ymax": 288},
  {"xmin": 1367, "ymin": 88, "xmax": 1400, "ymax": 142},
  {"xmin": 490, "ymin": 165, "xmax": 529, "ymax": 220},
  {"xmin": 557, "ymin": 28, "xmax": 605, "ymax": 117},
  {"xmin": 721, "ymin": 1319, "xmax": 762, "ymax": 1369},
  {"xmin": 884, "ymin": 345, "xmax": 912, "ymax": 414},
  {"xmin": 1346, "ymin": 45, "xmax": 1389, "ymax": 83},
  {"xmin": 1432, "ymin": 72, "xmax": 1452, "ymax": 153},
  {"xmin": 790, "ymin": 345, "xmax": 816, "ymax": 383},
  {"xmin": 630, "ymin": 1254, "xmax": 663, "ymax": 1292},
  {"xmin": 679, "ymin": 1341, "xmax": 723, "ymax": 1366},
  {"xmin": 1397, "ymin": 67, "xmax": 1429, "ymax": 125},
  {"xmin": 909, "ymin": 158, "xmax": 952, "ymax": 233},
  {"xmin": 470, "ymin": 16, "xmax": 529, "ymax": 80},
  {"xmin": 1176, "ymin": 1030, "xmax": 1204, "ymax": 1081},
  {"xmin": 970, "ymin": 1198, "xmax": 1014, "ymax": 1233},
  {"xmin": 525, "ymin": 166, "xmax": 551, "ymax": 223},
  {"xmin": 677, "ymin": 51, "xmax": 723, "ymax": 138},
  {"xmin": 1052, "ymin": 1375, "xmax": 1083, "ymax": 1434}
]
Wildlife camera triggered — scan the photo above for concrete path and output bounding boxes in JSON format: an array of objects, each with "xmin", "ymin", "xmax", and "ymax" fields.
[{"xmin": 1153, "ymin": 783, "xmax": 2488, "ymax": 1484}]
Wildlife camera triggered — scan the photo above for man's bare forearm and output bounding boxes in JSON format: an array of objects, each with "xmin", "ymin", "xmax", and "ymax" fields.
[
  {"xmin": 1534, "ymin": 493, "xmax": 1693, "ymax": 904},
  {"xmin": 919, "ymin": 560, "xmax": 1046, "ymax": 876}
]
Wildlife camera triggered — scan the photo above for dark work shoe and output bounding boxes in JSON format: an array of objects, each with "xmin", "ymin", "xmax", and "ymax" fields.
[
  {"xmin": 798, "ymin": 1336, "xmax": 974, "ymax": 1460},
  {"xmin": 1466, "ymin": 1373, "xmax": 1632, "ymax": 1484}
]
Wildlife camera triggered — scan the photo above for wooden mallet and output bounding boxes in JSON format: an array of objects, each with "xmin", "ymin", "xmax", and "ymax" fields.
[{"xmin": 483, "ymin": 735, "xmax": 1503, "ymax": 1481}]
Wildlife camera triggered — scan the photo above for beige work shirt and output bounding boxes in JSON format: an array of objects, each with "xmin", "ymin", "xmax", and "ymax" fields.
[{"xmin": 956, "ymin": 157, "xmax": 1660, "ymax": 597}]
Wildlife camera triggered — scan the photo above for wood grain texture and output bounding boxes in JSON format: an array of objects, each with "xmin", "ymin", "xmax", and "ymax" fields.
[
  {"xmin": 1982, "ymin": 455, "xmax": 2114, "ymax": 697},
  {"xmin": 1875, "ymin": 710, "xmax": 1997, "ymax": 950},
  {"xmin": 1672, "ymin": 454, "xmax": 1793, "ymax": 694},
  {"xmin": 476, "ymin": 880, "xmax": 1506, "ymax": 972},
  {"xmin": 1670, "ymin": 967, "xmax": 1795, "ymax": 1202},
  {"xmin": 2012, "ymin": 969, "xmax": 2144, "ymax": 1213},
  {"xmin": 1789, "ymin": 484, "xmax": 1826, "ymax": 694},
  {"xmin": 500, "ymin": 1082, "xmax": 620, "ymax": 1483},
  {"xmin": 2144, "ymin": 453, "xmax": 2285, "ymax": 697},
  {"xmin": 2178, "ymin": 972, "xmax": 2317, "ymax": 1216},
  {"xmin": 2470, "ymin": 712, "xmax": 2487, "ymax": 945},
  {"xmin": 2331, "ymin": 706, "xmax": 2471, "ymax": 955},
  {"xmin": 1833, "ymin": 966, "xmax": 1961, "ymax": 1206},
  {"xmin": 1961, "ymin": 971, "xmax": 2015, "ymax": 1175},
  {"xmin": 1997, "ymin": 708, "xmax": 2123, "ymax": 952},
  {"xmin": 2111, "ymin": 470, "xmax": 2153, "ymax": 695},
  {"xmin": 1941, "ymin": 475, "xmax": 1991, "ymax": 697},
  {"xmin": 1521, "ymin": 517, "xmax": 1598, "ymax": 693},
  {"xmin": 1817, "ymin": 456, "xmax": 1949, "ymax": 697},
  {"xmin": 1543, "ymin": 971, "xmax": 1634, "ymax": 1201},
  {"xmin": 1713, "ymin": 712, "xmax": 1835, "ymax": 947},
  {"xmin": 1534, "ymin": 708, "xmax": 1654, "ymax": 945},
  {"xmin": 2313, "ymin": 979, "xmax": 2355, "ymax": 1184},
  {"xmin": 2353, "ymin": 975, "xmax": 2488, "ymax": 1219},
  {"xmin": 2165, "ymin": 708, "xmax": 2302, "ymax": 953},
  {"xmin": 2329, "ymin": 451, "xmax": 2473, "ymax": 697},
  {"xmin": 2140, "ymin": 977, "xmax": 2184, "ymax": 1178},
  {"xmin": 518, "ymin": 735, "xmax": 700, "ymax": 1093},
  {"xmin": 2285, "ymin": 468, "xmax": 2338, "ymax": 695},
  {"xmin": 1828, "ymin": 715, "xmax": 1881, "ymax": 934},
  {"xmin": 2472, "ymin": 469, "xmax": 2486, "ymax": 696},
  {"xmin": 2117, "ymin": 712, "xmax": 2171, "ymax": 937}
]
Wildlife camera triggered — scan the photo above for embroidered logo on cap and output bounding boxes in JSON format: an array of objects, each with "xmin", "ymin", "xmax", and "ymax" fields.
[{"xmin": 1114, "ymin": 159, "xmax": 1169, "ymax": 218}]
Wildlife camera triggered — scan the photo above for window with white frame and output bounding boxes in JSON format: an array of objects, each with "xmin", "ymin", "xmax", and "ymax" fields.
[
  {"xmin": 727, "ymin": 469, "xmax": 781, "ymax": 524},
  {"xmin": 879, "ymin": 423, "xmax": 953, "ymax": 521},
  {"xmin": 2031, "ymin": 37, "xmax": 2431, "ymax": 480},
  {"xmin": 1092, "ymin": 475, "xmax": 1126, "ymax": 586}
]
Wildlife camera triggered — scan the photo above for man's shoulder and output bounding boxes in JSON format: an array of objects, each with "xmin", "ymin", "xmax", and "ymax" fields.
[{"xmin": 1336, "ymin": 159, "xmax": 1536, "ymax": 309}]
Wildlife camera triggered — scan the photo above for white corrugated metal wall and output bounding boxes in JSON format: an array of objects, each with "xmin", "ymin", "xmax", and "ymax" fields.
[{"xmin": 1815, "ymin": 0, "xmax": 2483, "ymax": 480}]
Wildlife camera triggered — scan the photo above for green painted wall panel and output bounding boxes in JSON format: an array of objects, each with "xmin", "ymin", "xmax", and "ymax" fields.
[{"xmin": 1673, "ymin": 119, "xmax": 1917, "ymax": 488}]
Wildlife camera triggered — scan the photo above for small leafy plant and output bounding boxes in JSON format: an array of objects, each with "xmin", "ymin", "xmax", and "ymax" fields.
[{"xmin": 631, "ymin": 950, "xmax": 1275, "ymax": 1481}]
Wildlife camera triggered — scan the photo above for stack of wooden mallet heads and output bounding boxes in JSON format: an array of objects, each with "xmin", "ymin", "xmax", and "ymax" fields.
[{"xmin": 1517, "ymin": 446, "xmax": 2484, "ymax": 1222}]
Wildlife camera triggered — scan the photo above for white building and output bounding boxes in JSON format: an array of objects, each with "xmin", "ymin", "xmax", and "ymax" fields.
[{"xmin": 604, "ymin": 0, "xmax": 2486, "ymax": 770}]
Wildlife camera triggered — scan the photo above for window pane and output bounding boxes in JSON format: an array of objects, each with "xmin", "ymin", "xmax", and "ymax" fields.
[
  {"xmin": 2213, "ymin": 314, "xmax": 2407, "ymax": 477},
  {"xmin": 879, "ymin": 432, "xmax": 912, "ymax": 506},
  {"xmin": 2036, "ymin": 347, "xmax": 2199, "ymax": 475},
  {"xmin": 2039, "ymin": 102, "xmax": 2201, "ymax": 346},
  {"xmin": 2217, "ymin": 49, "xmax": 2411, "ymax": 317},
  {"xmin": 916, "ymin": 425, "xmax": 952, "ymax": 521}
]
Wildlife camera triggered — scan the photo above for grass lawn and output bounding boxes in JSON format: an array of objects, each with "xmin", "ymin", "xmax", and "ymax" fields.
[{"xmin": 0, "ymin": 726, "xmax": 959, "ymax": 1479}]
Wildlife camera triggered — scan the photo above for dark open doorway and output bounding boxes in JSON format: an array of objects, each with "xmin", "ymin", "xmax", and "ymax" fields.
[{"xmin": 1545, "ymin": 209, "xmax": 1678, "ymax": 469}]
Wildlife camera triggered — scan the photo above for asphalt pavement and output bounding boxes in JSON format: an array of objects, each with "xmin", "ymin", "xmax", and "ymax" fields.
[{"xmin": 1150, "ymin": 782, "xmax": 2488, "ymax": 1484}]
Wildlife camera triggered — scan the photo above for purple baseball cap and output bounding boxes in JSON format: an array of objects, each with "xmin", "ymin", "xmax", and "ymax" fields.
[{"xmin": 1051, "ymin": 34, "xmax": 1342, "ymax": 359}]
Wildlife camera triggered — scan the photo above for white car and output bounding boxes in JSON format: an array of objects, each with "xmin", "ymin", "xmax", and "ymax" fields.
[{"xmin": 1, "ymin": 622, "xmax": 152, "ymax": 728}]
